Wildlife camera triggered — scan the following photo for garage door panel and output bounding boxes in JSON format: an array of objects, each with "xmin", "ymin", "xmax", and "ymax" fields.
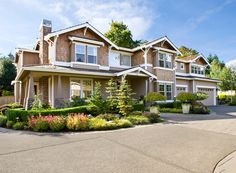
[{"xmin": 197, "ymin": 87, "xmax": 215, "ymax": 106}]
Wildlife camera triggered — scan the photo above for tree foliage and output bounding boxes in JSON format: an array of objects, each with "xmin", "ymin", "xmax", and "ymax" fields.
[
  {"xmin": 105, "ymin": 21, "xmax": 146, "ymax": 48},
  {"xmin": 0, "ymin": 55, "xmax": 16, "ymax": 94},
  {"xmin": 117, "ymin": 76, "xmax": 134, "ymax": 116},
  {"xmin": 178, "ymin": 46, "xmax": 199, "ymax": 57},
  {"xmin": 106, "ymin": 78, "xmax": 119, "ymax": 113}
]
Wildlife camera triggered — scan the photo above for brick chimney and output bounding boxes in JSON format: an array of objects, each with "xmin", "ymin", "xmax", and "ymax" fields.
[{"xmin": 39, "ymin": 19, "xmax": 52, "ymax": 64}]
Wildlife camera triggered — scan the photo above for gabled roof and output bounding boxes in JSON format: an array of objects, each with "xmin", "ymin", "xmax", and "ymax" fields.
[
  {"xmin": 176, "ymin": 54, "xmax": 211, "ymax": 66},
  {"xmin": 44, "ymin": 22, "xmax": 119, "ymax": 49},
  {"xmin": 44, "ymin": 22, "xmax": 181, "ymax": 54},
  {"xmin": 115, "ymin": 67, "xmax": 157, "ymax": 79},
  {"xmin": 132, "ymin": 36, "xmax": 182, "ymax": 55}
]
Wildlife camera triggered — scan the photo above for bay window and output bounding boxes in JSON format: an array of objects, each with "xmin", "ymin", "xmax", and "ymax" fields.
[
  {"xmin": 71, "ymin": 79, "xmax": 93, "ymax": 98},
  {"xmin": 75, "ymin": 44, "xmax": 97, "ymax": 64},
  {"xmin": 158, "ymin": 82, "xmax": 172, "ymax": 100}
]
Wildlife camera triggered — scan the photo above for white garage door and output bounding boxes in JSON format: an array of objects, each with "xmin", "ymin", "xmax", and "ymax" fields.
[{"xmin": 197, "ymin": 87, "xmax": 216, "ymax": 106}]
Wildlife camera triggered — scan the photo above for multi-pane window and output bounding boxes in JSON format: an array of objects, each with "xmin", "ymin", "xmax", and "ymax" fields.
[
  {"xmin": 71, "ymin": 79, "xmax": 93, "ymax": 98},
  {"xmin": 120, "ymin": 54, "xmax": 131, "ymax": 66},
  {"xmin": 158, "ymin": 83, "xmax": 172, "ymax": 100},
  {"xmin": 75, "ymin": 45, "xmax": 86, "ymax": 62},
  {"xmin": 87, "ymin": 46, "xmax": 97, "ymax": 64},
  {"xmin": 75, "ymin": 44, "xmax": 97, "ymax": 64},
  {"xmin": 191, "ymin": 65, "xmax": 205, "ymax": 75},
  {"xmin": 158, "ymin": 53, "xmax": 172, "ymax": 68}
]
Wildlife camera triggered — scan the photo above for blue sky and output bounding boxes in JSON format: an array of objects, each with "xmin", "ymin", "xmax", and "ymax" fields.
[{"xmin": 0, "ymin": 0, "xmax": 236, "ymax": 65}]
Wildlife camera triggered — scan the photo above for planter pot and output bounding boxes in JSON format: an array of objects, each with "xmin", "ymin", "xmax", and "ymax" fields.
[
  {"xmin": 150, "ymin": 106, "xmax": 159, "ymax": 114},
  {"xmin": 182, "ymin": 103, "xmax": 191, "ymax": 114}
]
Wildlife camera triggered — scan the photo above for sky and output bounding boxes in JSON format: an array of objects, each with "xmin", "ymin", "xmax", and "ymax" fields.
[{"xmin": 0, "ymin": 0, "xmax": 236, "ymax": 66}]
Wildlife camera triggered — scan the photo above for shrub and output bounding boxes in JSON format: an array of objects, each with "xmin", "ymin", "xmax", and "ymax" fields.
[
  {"xmin": 115, "ymin": 119, "xmax": 133, "ymax": 128},
  {"xmin": 96, "ymin": 114, "xmax": 118, "ymax": 121},
  {"xmin": 89, "ymin": 118, "xmax": 116, "ymax": 130},
  {"xmin": 159, "ymin": 108, "xmax": 182, "ymax": 113},
  {"xmin": 157, "ymin": 101, "xmax": 182, "ymax": 109},
  {"xmin": 195, "ymin": 92, "xmax": 208, "ymax": 101},
  {"xmin": 0, "ymin": 115, "xmax": 7, "ymax": 127},
  {"xmin": 129, "ymin": 111, "xmax": 143, "ymax": 116},
  {"xmin": 144, "ymin": 112, "xmax": 160, "ymax": 123},
  {"xmin": 176, "ymin": 92, "xmax": 196, "ymax": 103},
  {"xmin": 13, "ymin": 122, "xmax": 25, "ymax": 130},
  {"xmin": 28, "ymin": 116, "xmax": 50, "ymax": 132},
  {"xmin": 2, "ymin": 90, "xmax": 13, "ymax": 96},
  {"xmin": 6, "ymin": 121, "xmax": 14, "ymax": 128},
  {"xmin": 125, "ymin": 115, "xmax": 149, "ymax": 125},
  {"xmin": 66, "ymin": 113, "xmax": 90, "ymax": 131},
  {"xmin": 71, "ymin": 96, "xmax": 86, "ymax": 107},
  {"xmin": 229, "ymin": 96, "xmax": 236, "ymax": 106},
  {"xmin": 133, "ymin": 103, "xmax": 145, "ymax": 111},
  {"xmin": 6, "ymin": 106, "xmax": 88, "ymax": 122},
  {"xmin": 48, "ymin": 116, "xmax": 66, "ymax": 132},
  {"xmin": 191, "ymin": 102, "xmax": 210, "ymax": 114},
  {"xmin": 32, "ymin": 94, "xmax": 43, "ymax": 110},
  {"xmin": 106, "ymin": 79, "xmax": 119, "ymax": 113},
  {"xmin": 145, "ymin": 92, "xmax": 166, "ymax": 102}
]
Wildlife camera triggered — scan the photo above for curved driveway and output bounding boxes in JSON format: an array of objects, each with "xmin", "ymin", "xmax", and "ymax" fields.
[{"xmin": 0, "ymin": 106, "xmax": 236, "ymax": 173}]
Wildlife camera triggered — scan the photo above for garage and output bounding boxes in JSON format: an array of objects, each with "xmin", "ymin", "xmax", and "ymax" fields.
[{"xmin": 196, "ymin": 86, "xmax": 216, "ymax": 106}]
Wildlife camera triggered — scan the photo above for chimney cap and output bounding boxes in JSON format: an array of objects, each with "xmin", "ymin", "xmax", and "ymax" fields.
[{"xmin": 40, "ymin": 19, "xmax": 52, "ymax": 29}]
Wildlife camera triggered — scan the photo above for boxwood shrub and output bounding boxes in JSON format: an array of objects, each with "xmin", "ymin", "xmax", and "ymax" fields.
[{"xmin": 6, "ymin": 106, "xmax": 89, "ymax": 122}]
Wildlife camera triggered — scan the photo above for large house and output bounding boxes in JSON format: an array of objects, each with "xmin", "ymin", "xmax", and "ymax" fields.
[{"xmin": 13, "ymin": 19, "xmax": 218, "ymax": 109}]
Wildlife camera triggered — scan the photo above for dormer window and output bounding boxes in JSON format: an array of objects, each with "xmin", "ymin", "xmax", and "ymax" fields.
[
  {"xmin": 158, "ymin": 52, "xmax": 172, "ymax": 68},
  {"xmin": 75, "ymin": 44, "xmax": 97, "ymax": 64}
]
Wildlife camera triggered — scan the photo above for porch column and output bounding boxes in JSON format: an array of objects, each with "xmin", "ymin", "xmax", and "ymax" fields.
[
  {"xmin": 23, "ymin": 80, "xmax": 28, "ymax": 107},
  {"xmin": 51, "ymin": 75, "xmax": 55, "ymax": 108},
  {"xmin": 26, "ymin": 74, "xmax": 34, "ymax": 110},
  {"xmin": 57, "ymin": 75, "xmax": 62, "ymax": 98}
]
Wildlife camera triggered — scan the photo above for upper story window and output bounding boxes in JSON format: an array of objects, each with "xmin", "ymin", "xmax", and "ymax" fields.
[
  {"xmin": 109, "ymin": 51, "xmax": 131, "ymax": 67},
  {"xmin": 191, "ymin": 64, "xmax": 205, "ymax": 75},
  {"xmin": 75, "ymin": 44, "xmax": 97, "ymax": 64},
  {"xmin": 120, "ymin": 54, "xmax": 131, "ymax": 66},
  {"xmin": 158, "ymin": 52, "xmax": 172, "ymax": 68}
]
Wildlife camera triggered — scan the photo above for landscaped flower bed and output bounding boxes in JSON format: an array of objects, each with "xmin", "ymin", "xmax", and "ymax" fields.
[{"xmin": 0, "ymin": 111, "xmax": 162, "ymax": 132}]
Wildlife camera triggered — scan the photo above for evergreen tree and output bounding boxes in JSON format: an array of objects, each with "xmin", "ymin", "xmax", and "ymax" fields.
[
  {"xmin": 106, "ymin": 78, "xmax": 118, "ymax": 113},
  {"xmin": 117, "ymin": 76, "xmax": 134, "ymax": 116}
]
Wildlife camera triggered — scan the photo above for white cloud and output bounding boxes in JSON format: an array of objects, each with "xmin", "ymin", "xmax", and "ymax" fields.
[
  {"xmin": 226, "ymin": 59, "xmax": 236, "ymax": 70},
  {"xmin": 72, "ymin": 0, "xmax": 156, "ymax": 39}
]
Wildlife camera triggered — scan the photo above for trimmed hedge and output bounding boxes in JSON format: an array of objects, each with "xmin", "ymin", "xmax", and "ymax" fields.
[
  {"xmin": 157, "ymin": 102, "xmax": 182, "ymax": 109},
  {"xmin": 6, "ymin": 106, "xmax": 89, "ymax": 122},
  {"xmin": 133, "ymin": 103, "xmax": 145, "ymax": 111},
  {"xmin": 159, "ymin": 108, "xmax": 182, "ymax": 113}
]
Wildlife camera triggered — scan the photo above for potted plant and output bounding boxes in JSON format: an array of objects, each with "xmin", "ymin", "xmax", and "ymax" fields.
[
  {"xmin": 145, "ymin": 92, "xmax": 166, "ymax": 113},
  {"xmin": 176, "ymin": 92, "xmax": 196, "ymax": 114}
]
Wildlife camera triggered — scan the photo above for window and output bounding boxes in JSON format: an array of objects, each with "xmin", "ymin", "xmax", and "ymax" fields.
[
  {"xmin": 180, "ymin": 63, "xmax": 184, "ymax": 70},
  {"xmin": 120, "ymin": 54, "xmax": 131, "ymax": 66},
  {"xmin": 158, "ymin": 52, "xmax": 172, "ymax": 68},
  {"xmin": 75, "ymin": 45, "xmax": 86, "ymax": 62},
  {"xmin": 75, "ymin": 44, "xmax": 97, "ymax": 64},
  {"xmin": 70, "ymin": 79, "xmax": 93, "ymax": 98},
  {"xmin": 158, "ymin": 83, "xmax": 172, "ymax": 100},
  {"xmin": 87, "ymin": 46, "xmax": 97, "ymax": 64},
  {"xmin": 191, "ymin": 65, "xmax": 205, "ymax": 75}
]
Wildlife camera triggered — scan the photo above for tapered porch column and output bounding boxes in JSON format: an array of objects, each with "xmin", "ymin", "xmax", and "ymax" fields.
[
  {"xmin": 51, "ymin": 75, "xmax": 55, "ymax": 108},
  {"xmin": 26, "ymin": 74, "xmax": 35, "ymax": 110}
]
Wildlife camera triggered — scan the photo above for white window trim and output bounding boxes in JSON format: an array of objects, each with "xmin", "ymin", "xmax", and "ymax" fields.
[
  {"xmin": 75, "ymin": 43, "xmax": 98, "ymax": 65},
  {"xmin": 157, "ymin": 81, "xmax": 173, "ymax": 100},
  {"xmin": 153, "ymin": 66, "xmax": 174, "ymax": 71},
  {"xmin": 176, "ymin": 84, "xmax": 188, "ymax": 92},
  {"xmin": 70, "ymin": 78, "xmax": 94, "ymax": 99},
  {"xmin": 109, "ymin": 51, "xmax": 132, "ymax": 68},
  {"xmin": 157, "ymin": 51, "xmax": 173, "ymax": 69},
  {"xmin": 69, "ymin": 36, "xmax": 104, "ymax": 47},
  {"xmin": 190, "ymin": 63, "xmax": 206, "ymax": 76}
]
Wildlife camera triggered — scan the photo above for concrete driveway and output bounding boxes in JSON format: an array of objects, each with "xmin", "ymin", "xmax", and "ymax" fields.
[{"xmin": 0, "ymin": 105, "xmax": 236, "ymax": 173}]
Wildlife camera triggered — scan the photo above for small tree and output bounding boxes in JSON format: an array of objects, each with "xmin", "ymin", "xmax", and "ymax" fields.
[
  {"xmin": 117, "ymin": 76, "xmax": 133, "ymax": 116},
  {"xmin": 176, "ymin": 92, "xmax": 196, "ymax": 104},
  {"xmin": 88, "ymin": 82, "xmax": 106, "ymax": 115},
  {"xmin": 106, "ymin": 78, "xmax": 119, "ymax": 113},
  {"xmin": 145, "ymin": 92, "xmax": 166, "ymax": 105}
]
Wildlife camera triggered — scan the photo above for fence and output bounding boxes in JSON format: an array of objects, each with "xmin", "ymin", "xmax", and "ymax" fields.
[{"xmin": 0, "ymin": 96, "xmax": 15, "ymax": 106}]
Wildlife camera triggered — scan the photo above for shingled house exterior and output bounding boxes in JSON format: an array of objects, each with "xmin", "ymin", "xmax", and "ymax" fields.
[{"xmin": 13, "ymin": 20, "xmax": 218, "ymax": 109}]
